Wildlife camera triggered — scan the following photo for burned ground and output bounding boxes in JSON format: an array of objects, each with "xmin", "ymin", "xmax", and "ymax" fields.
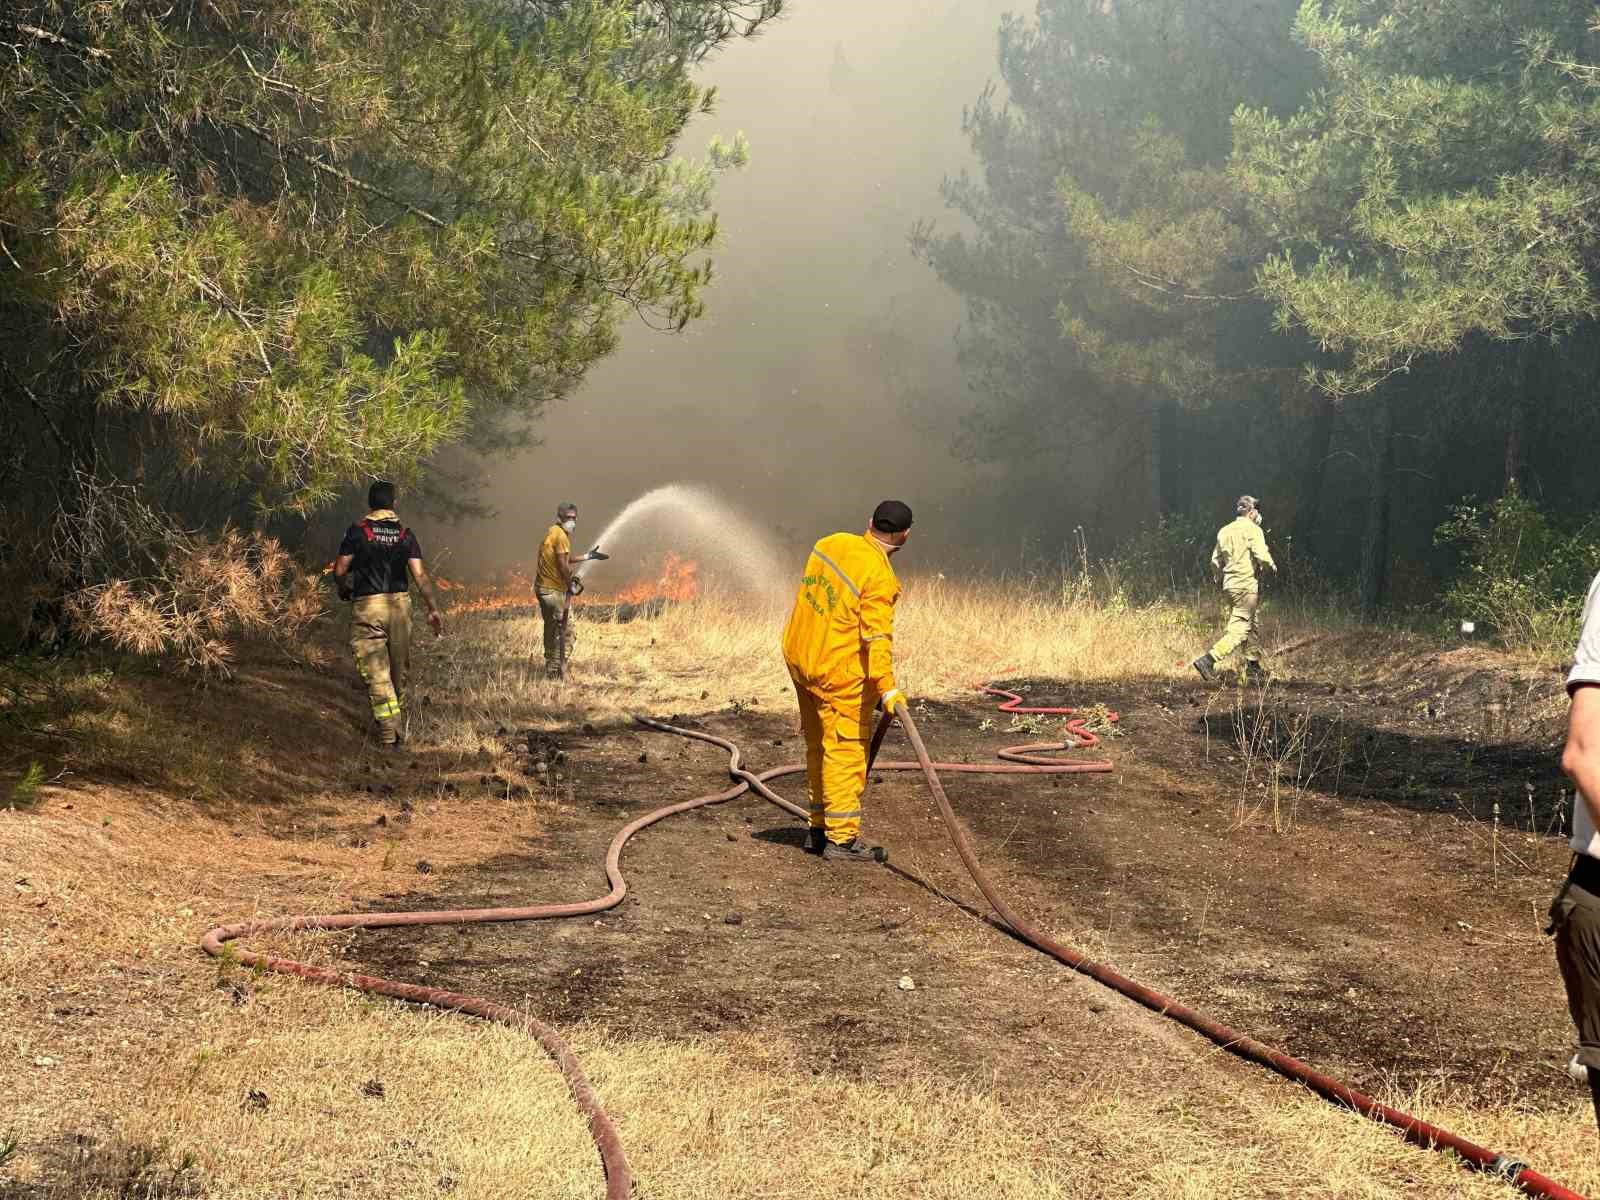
[{"xmin": 347, "ymin": 665, "xmax": 1577, "ymax": 1115}]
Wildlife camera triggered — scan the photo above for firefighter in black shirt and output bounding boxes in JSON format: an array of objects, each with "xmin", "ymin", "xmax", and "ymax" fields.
[{"xmin": 333, "ymin": 481, "xmax": 443, "ymax": 746}]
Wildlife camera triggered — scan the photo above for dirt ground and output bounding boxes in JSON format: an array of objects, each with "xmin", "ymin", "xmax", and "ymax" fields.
[
  {"xmin": 6, "ymin": 613, "xmax": 1589, "ymax": 1199},
  {"xmin": 347, "ymin": 655, "xmax": 1579, "ymax": 1117}
]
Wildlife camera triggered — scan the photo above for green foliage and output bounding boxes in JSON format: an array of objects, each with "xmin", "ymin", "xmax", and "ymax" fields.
[
  {"xmin": 1105, "ymin": 514, "xmax": 1216, "ymax": 601},
  {"xmin": 7, "ymin": 760, "xmax": 45, "ymax": 809},
  {"xmin": 926, "ymin": 0, "xmax": 1600, "ymax": 613},
  {"xmin": 916, "ymin": 0, "xmax": 1322, "ymax": 540},
  {"xmin": 1231, "ymin": 0, "xmax": 1600, "ymax": 397},
  {"xmin": 1, "ymin": 0, "xmax": 777, "ymax": 523},
  {"xmin": 1435, "ymin": 485, "xmax": 1600, "ymax": 653}
]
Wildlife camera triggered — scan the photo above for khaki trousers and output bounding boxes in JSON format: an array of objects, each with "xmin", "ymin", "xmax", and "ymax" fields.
[
  {"xmin": 351, "ymin": 592, "xmax": 411, "ymax": 741},
  {"xmin": 1208, "ymin": 585, "xmax": 1261, "ymax": 664}
]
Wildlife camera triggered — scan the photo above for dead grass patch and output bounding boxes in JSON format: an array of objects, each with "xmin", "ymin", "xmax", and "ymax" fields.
[
  {"xmin": 408, "ymin": 579, "xmax": 1345, "ymax": 751},
  {"xmin": 15, "ymin": 989, "xmax": 1600, "ymax": 1200},
  {"xmin": 2, "ymin": 584, "xmax": 1593, "ymax": 1200}
]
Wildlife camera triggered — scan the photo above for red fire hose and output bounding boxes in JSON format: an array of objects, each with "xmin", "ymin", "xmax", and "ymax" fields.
[
  {"xmin": 199, "ymin": 684, "xmax": 1587, "ymax": 1200},
  {"xmin": 895, "ymin": 688, "xmax": 1585, "ymax": 1200}
]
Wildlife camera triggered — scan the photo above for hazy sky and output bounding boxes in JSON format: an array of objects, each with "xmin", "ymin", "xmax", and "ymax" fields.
[{"xmin": 446, "ymin": 0, "xmax": 1018, "ymax": 575}]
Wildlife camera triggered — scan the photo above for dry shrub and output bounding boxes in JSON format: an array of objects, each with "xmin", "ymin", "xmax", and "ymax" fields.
[
  {"xmin": 65, "ymin": 532, "xmax": 322, "ymax": 671},
  {"xmin": 37, "ymin": 474, "xmax": 324, "ymax": 671}
]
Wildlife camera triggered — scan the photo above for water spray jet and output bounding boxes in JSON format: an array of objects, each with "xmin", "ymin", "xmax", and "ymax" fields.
[{"xmin": 574, "ymin": 483, "xmax": 787, "ymax": 597}]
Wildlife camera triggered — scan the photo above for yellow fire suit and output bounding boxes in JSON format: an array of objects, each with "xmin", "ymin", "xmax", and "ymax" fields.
[
  {"xmin": 781, "ymin": 532, "xmax": 902, "ymax": 846},
  {"xmin": 1208, "ymin": 516, "xmax": 1276, "ymax": 665}
]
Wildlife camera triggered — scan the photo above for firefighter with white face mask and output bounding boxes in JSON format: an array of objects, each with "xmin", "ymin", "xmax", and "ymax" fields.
[
  {"xmin": 536, "ymin": 502, "xmax": 596, "ymax": 678},
  {"xmin": 1193, "ymin": 494, "xmax": 1277, "ymax": 683}
]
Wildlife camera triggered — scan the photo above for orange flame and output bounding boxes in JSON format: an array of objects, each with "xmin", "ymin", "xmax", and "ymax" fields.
[
  {"xmin": 446, "ymin": 568, "xmax": 537, "ymax": 616},
  {"xmin": 611, "ymin": 553, "xmax": 700, "ymax": 604},
  {"xmin": 439, "ymin": 555, "xmax": 701, "ymax": 616}
]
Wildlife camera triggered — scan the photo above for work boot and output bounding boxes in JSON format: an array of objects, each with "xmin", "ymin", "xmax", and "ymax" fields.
[
  {"xmin": 1192, "ymin": 653, "xmax": 1217, "ymax": 682},
  {"xmin": 802, "ymin": 827, "xmax": 826, "ymax": 855},
  {"xmin": 1244, "ymin": 660, "xmax": 1269, "ymax": 684},
  {"xmin": 822, "ymin": 838, "xmax": 888, "ymax": 865}
]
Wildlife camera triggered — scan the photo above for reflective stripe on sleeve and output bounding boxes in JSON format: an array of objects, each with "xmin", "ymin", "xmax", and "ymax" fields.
[{"xmin": 810, "ymin": 546, "xmax": 861, "ymax": 599}]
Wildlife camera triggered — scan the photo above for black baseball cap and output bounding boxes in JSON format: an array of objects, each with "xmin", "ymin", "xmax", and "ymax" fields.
[{"xmin": 871, "ymin": 500, "xmax": 914, "ymax": 533}]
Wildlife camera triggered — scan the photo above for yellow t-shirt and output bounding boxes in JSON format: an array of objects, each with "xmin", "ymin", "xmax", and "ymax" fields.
[{"xmin": 536, "ymin": 525, "xmax": 571, "ymax": 593}]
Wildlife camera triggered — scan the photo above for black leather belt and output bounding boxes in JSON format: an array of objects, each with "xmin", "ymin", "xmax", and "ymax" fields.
[{"xmin": 1571, "ymin": 853, "xmax": 1600, "ymax": 895}]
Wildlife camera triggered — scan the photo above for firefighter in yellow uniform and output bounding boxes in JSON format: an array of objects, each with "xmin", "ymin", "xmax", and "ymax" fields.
[
  {"xmin": 1193, "ymin": 494, "xmax": 1276, "ymax": 682},
  {"xmin": 781, "ymin": 500, "xmax": 913, "ymax": 864}
]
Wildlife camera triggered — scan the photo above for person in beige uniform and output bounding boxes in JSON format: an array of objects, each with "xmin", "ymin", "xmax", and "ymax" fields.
[
  {"xmin": 1551, "ymin": 569, "xmax": 1600, "ymax": 1129},
  {"xmin": 333, "ymin": 481, "xmax": 443, "ymax": 746},
  {"xmin": 1193, "ymin": 494, "xmax": 1276, "ymax": 682}
]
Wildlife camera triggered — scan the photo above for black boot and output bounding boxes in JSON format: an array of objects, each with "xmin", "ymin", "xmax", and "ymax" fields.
[
  {"xmin": 1192, "ymin": 653, "xmax": 1217, "ymax": 682},
  {"xmin": 802, "ymin": 827, "xmax": 826, "ymax": 855},
  {"xmin": 1244, "ymin": 659, "xmax": 1269, "ymax": 684},
  {"xmin": 822, "ymin": 838, "xmax": 888, "ymax": 865}
]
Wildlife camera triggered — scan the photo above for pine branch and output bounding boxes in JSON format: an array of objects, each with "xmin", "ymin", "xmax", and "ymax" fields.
[{"xmin": 231, "ymin": 118, "xmax": 448, "ymax": 230}]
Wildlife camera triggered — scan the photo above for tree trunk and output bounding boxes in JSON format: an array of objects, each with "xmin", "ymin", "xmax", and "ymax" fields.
[
  {"xmin": 1359, "ymin": 391, "xmax": 1395, "ymax": 615},
  {"xmin": 1505, "ymin": 340, "xmax": 1533, "ymax": 495},
  {"xmin": 1293, "ymin": 397, "xmax": 1336, "ymax": 552},
  {"xmin": 1504, "ymin": 407, "xmax": 1522, "ymax": 495},
  {"xmin": 60, "ymin": 393, "xmax": 98, "ymax": 495},
  {"xmin": 1146, "ymin": 394, "xmax": 1165, "ymax": 522},
  {"xmin": 1157, "ymin": 396, "xmax": 1184, "ymax": 516}
]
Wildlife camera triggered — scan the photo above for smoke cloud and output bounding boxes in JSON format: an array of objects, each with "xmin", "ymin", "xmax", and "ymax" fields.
[{"xmin": 444, "ymin": 0, "xmax": 1018, "ymax": 580}]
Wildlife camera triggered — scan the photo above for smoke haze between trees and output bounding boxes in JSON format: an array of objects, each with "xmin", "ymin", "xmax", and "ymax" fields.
[{"xmin": 447, "ymin": 0, "xmax": 1018, "ymax": 576}]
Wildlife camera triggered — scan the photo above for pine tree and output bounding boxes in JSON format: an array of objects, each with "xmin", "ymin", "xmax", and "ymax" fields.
[
  {"xmin": 916, "ymin": 0, "xmax": 1317, "ymax": 529},
  {"xmin": 0, "ymin": 0, "xmax": 777, "ymax": 526}
]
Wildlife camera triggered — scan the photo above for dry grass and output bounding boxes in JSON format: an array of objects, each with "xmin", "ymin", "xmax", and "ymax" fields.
[
  {"xmin": 410, "ymin": 577, "xmax": 1337, "ymax": 748},
  {"xmin": 3, "ymin": 581, "xmax": 1596, "ymax": 1200},
  {"xmin": 11, "ymin": 972, "xmax": 1600, "ymax": 1200}
]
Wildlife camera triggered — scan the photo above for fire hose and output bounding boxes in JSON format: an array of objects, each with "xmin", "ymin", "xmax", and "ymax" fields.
[{"xmin": 198, "ymin": 685, "xmax": 1587, "ymax": 1200}]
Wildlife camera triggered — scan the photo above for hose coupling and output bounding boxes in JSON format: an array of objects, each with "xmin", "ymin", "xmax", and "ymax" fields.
[{"xmin": 1489, "ymin": 1153, "xmax": 1526, "ymax": 1181}]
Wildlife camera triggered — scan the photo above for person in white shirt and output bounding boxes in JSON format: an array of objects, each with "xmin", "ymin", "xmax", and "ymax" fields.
[{"xmin": 1553, "ymin": 570, "xmax": 1600, "ymax": 1129}]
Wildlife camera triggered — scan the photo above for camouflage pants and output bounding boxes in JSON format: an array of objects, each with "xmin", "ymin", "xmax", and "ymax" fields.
[
  {"xmin": 537, "ymin": 588, "xmax": 571, "ymax": 675},
  {"xmin": 351, "ymin": 592, "xmax": 412, "ymax": 742}
]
